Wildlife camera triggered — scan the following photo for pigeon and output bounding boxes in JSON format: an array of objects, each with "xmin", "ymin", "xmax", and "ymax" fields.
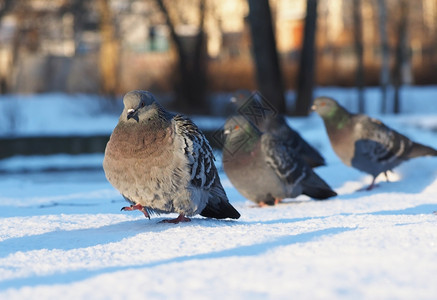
[
  {"xmin": 312, "ymin": 96, "xmax": 437, "ymax": 190},
  {"xmin": 103, "ymin": 90, "xmax": 240, "ymax": 223},
  {"xmin": 230, "ymin": 90, "xmax": 326, "ymax": 168},
  {"xmin": 222, "ymin": 116, "xmax": 337, "ymax": 206}
]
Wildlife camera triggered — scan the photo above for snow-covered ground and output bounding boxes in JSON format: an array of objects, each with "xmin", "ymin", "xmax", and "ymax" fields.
[
  {"xmin": 1, "ymin": 89, "xmax": 437, "ymax": 299},
  {"xmin": 2, "ymin": 86, "xmax": 437, "ymax": 137}
]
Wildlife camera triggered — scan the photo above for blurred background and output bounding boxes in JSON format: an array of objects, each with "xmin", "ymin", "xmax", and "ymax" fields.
[{"xmin": 1, "ymin": 0, "xmax": 437, "ymax": 164}]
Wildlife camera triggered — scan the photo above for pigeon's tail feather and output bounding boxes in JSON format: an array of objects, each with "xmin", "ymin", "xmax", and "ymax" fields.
[
  {"xmin": 302, "ymin": 148, "xmax": 326, "ymax": 168},
  {"xmin": 303, "ymin": 184, "xmax": 337, "ymax": 200},
  {"xmin": 407, "ymin": 142, "xmax": 437, "ymax": 159},
  {"xmin": 200, "ymin": 200, "xmax": 240, "ymax": 219},
  {"xmin": 302, "ymin": 172, "xmax": 337, "ymax": 200},
  {"xmin": 200, "ymin": 183, "xmax": 240, "ymax": 219},
  {"xmin": 304, "ymin": 186, "xmax": 337, "ymax": 200}
]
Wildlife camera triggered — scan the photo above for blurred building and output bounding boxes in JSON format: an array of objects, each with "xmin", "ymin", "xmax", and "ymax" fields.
[{"xmin": 0, "ymin": 0, "xmax": 436, "ymax": 94}]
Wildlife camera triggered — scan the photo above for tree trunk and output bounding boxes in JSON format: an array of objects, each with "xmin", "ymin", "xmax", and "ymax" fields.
[
  {"xmin": 295, "ymin": 0, "xmax": 318, "ymax": 116},
  {"xmin": 70, "ymin": 0, "xmax": 87, "ymax": 54},
  {"xmin": 377, "ymin": 0, "xmax": 390, "ymax": 114},
  {"xmin": 155, "ymin": 0, "xmax": 207, "ymax": 114},
  {"xmin": 393, "ymin": 0, "xmax": 410, "ymax": 114},
  {"xmin": 186, "ymin": 0, "xmax": 207, "ymax": 113},
  {"xmin": 247, "ymin": 0, "xmax": 286, "ymax": 114},
  {"xmin": 0, "ymin": 0, "xmax": 14, "ymax": 93},
  {"xmin": 97, "ymin": 0, "xmax": 120, "ymax": 96},
  {"xmin": 0, "ymin": 0, "xmax": 14, "ymax": 19},
  {"xmin": 353, "ymin": 0, "xmax": 365, "ymax": 113}
]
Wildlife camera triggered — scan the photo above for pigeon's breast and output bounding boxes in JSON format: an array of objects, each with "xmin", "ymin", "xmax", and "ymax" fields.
[
  {"xmin": 327, "ymin": 126, "xmax": 356, "ymax": 166},
  {"xmin": 223, "ymin": 145, "xmax": 287, "ymax": 203},
  {"xmin": 103, "ymin": 123, "xmax": 191, "ymax": 211}
]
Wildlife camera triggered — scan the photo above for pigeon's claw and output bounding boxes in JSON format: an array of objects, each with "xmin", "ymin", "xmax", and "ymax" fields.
[
  {"xmin": 159, "ymin": 214, "xmax": 191, "ymax": 224},
  {"xmin": 356, "ymin": 176, "xmax": 379, "ymax": 191},
  {"xmin": 120, "ymin": 204, "xmax": 150, "ymax": 219}
]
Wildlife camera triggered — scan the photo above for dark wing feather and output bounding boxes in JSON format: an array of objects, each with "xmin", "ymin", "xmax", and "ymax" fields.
[
  {"xmin": 265, "ymin": 116, "xmax": 325, "ymax": 167},
  {"xmin": 173, "ymin": 114, "xmax": 240, "ymax": 219},
  {"xmin": 261, "ymin": 133, "xmax": 307, "ymax": 186},
  {"xmin": 173, "ymin": 114, "xmax": 217, "ymax": 189},
  {"xmin": 261, "ymin": 133, "xmax": 336, "ymax": 200},
  {"xmin": 355, "ymin": 115, "xmax": 413, "ymax": 164}
]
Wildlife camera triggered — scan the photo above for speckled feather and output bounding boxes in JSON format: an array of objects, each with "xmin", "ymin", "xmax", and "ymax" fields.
[
  {"xmin": 103, "ymin": 90, "xmax": 240, "ymax": 220},
  {"xmin": 230, "ymin": 90, "xmax": 326, "ymax": 168},
  {"xmin": 313, "ymin": 97, "xmax": 437, "ymax": 181},
  {"xmin": 223, "ymin": 116, "xmax": 336, "ymax": 204}
]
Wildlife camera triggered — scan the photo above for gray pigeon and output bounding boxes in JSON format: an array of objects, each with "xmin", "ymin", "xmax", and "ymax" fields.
[
  {"xmin": 230, "ymin": 90, "xmax": 326, "ymax": 168},
  {"xmin": 103, "ymin": 90, "xmax": 240, "ymax": 223},
  {"xmin": 312, "ymin": 96, "xmax": 437, "ymax": 190},
  {"xmin": 222, "ymin": 116, "xmax": 337, "ymax": 206}
]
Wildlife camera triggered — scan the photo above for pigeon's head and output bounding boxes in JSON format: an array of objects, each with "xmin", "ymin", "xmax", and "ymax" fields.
[
  {"xmin": 223, "ymin": 116, "xmax": 260, "ymax": 141},
  {"xmin": 122, "ymin": 90, "xmax": 160, "ymax": 122},
  {"xmin": 230, "ymin": 90, "xmax": 253, "ymax": 106},
  {"xmin": 225, "ymin": 90, "xmax": 253, "ymax": 115},
  {"xmin": 223, "ymin": 116, "xmax": 262, "ymax": 154},
  {"xmin": 311, "ymin": 97, "xmax": 341, "ymax": 118}
]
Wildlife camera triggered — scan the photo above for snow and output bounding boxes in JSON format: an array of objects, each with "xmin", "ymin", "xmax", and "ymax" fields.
[
  {"xmin": 2, "ymin": 85, "xmax": 437, "ymax": 137},
  {"xmin": 1, "ymin": 90, "xmax": 437, "ymax": 299},
  {"xmin": 0, "ymin": 93, "xmax": 119, "ymax": 137}
]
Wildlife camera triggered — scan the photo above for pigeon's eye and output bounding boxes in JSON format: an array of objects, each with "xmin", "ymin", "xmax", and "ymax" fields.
[
  {"xmin": 234, "ymin": 125, "xmax": 240, "ymax": 130},
  {"xmin": 320, "ymin": 101, "xmax": 326, "ymax": 107},
  {"xmin": 140, "ymin": 102, "xmax": 145, "ymax": 108}
]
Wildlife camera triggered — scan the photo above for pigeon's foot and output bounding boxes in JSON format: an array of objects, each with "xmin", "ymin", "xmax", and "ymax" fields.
[
  {"xmin": 356, "ymin": 177, "xmax": 380, "ymax": 191},
  {"xmin": 356, "ymin": 184, "xmax": 379, "ymax": 192},
  {"xmin": 121, "ymin": 203, "xmax": 150, "ymax": 219},
  {"xmin": 383, "ymin": 171, "xmax": 390, "ymax": 182},
  {"xmin": 366, "ymin": 176, "xmax": 380, "ymax": 191},
  {"xmin": 359, "ymin": 177, "xmax": 379, "ymax": 191},
  {"xmin": 159, "ymin": 214, "xmax": 191, "ymax": 224},
  {"xmin": 365, "ymin": 183, "xmax": 377, "ymax": 191},
  {"xmin": 258, "ymin": 199, "xmax": 279, "ymax": 207},
  {"xmin": 274, "ymin": 198, "xmax": 283, "ymax": 205}
]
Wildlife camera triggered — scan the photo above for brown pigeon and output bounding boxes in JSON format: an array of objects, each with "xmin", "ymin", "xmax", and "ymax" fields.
[
  {"xmin": 222, "ymin": 116, "xmax": 337, "ymax": 206},
  {"xmin": 103, "ymin": 90, "xmax": 240, "ymax": 223},
  {"xmin": 230, "ymin": 90, "xmax": 326, "ymax": 168},
  {"xmin": 312, "ymin": 96, "xmax": 437, "ymax": 190}
]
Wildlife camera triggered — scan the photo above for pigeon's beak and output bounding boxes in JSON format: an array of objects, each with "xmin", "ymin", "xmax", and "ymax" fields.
[
  {"xmin": 311, "ymin": 104, "xmax": 317, "ymax": 111},
  {"xmin": 224, "ymin": 129, "xmax": 231, "ymax": 135},
  {"xmin": 127, "ymin": 108, "xmax": 138, "ymax": 122}
]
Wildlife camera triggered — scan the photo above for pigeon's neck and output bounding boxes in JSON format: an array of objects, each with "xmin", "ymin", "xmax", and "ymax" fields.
[
  {"xmin": 140, "ymin": 106, "xmax": 171, "ymax": 127},
  {"xmin": 225, "ymin": 130, "xmax": 260, "ymax": 156},
  {"xmin": 323, "ymin": 107, "xmax": 351, "ymax": 131}
]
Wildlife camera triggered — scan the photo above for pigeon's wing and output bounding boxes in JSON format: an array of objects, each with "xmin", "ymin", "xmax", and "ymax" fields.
[
  {"xmin": 173, "ymin": 114, "xmax": 240, "ymax": 219},
  {"xmin": 173, "ymin": 114, "xmax": 217, "ymax": 189},
  {"xmin": 261, "ymin": 133, "xmax": 307, "ymax": 186},
  {"xmin": 353, "ymin": 115, "xmax": 413, "ymax": 164},
  {"xmin": 262, "ymin": 132, "xmax": 336, "ymax": 200},
  {"xmin": 284, "ymin": 129, "xmax": 326, "ymax": 167},
  {"xmin": 266, "ymin": 116, "xmax": 325, "ymax": 167}
]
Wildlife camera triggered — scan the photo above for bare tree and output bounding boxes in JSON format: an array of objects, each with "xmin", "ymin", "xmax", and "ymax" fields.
[
  {"xmin": 376, "ymin": 0, "xmax": 390, "ymax": 114},
  {"xmin": 155, "ymin": 0, "xmax": 207, "ymax": 113},
  {"xmin": 295, "ymin": 0, "xmax": 318, "ymax": 116},
  {"xmin": 247, "ymin": 0, "xmax": 286, "ymax": 114},
  {"xmin": 353, "ymin": 0, "xmax": 365, "ymax": 113}
]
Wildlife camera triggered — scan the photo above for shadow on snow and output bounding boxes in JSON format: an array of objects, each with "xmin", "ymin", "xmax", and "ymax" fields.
[{"xmin": 0, "ymin": 226, "xmax": 354, "ymax": 290}]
